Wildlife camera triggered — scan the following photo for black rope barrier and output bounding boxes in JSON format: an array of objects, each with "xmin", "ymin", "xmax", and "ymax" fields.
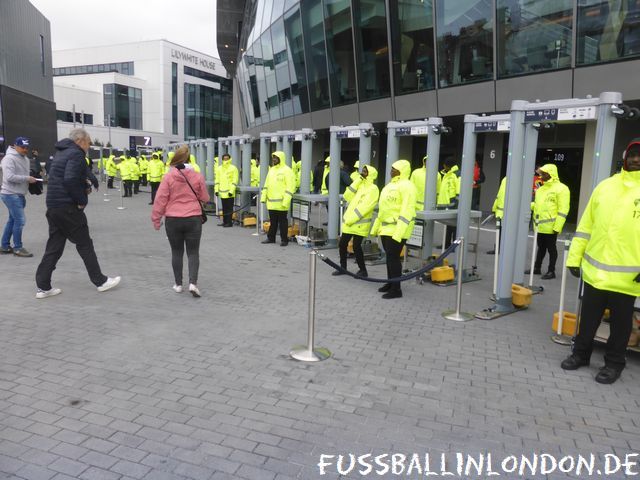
[
  {"xmin": 317, "ymin": 240, "xmax": 460, "ymax": 283},
  {"xmin": 212, "ymin": 195, "xmax": 257, "ymax": 217}
]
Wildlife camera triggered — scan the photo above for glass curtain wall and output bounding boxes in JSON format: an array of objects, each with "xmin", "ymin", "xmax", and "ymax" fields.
[
  {"xmin": 284, "ymin": 6, "xmax": 311, "ymax": 114},
  {"xmin": 497, "ymin": 0, "xmax": 573, "ymax": 77},
  {"xmin": 103, "ymin": 84, "xmax": 142, "ymax": 129},
  {"xmin": 352, "ymin": 0, "xmax": 391, "ymax": 100},
  {"xmin": 435, "ymin": 0, "xmax": 493, "ymax": 87},
  {"xmin": 390, "ymin": 0, "xmax": 436, "ymax": 94},
  {"xmin": 271, "ymin": 18, "xmax": 294, "ymax": 117},
  {"xmin": 253, "ymin": 41, "xmax": 271, "ymax": 123},
  {"xmin": 301, "ymin": 0, "xmax": 331, "ymax": 110},
  {"xmin": 261, "ymin": 29, "xmax": 280, "ymax": 120},
  {"xmin": 184, "ymin": 84, "xmax": 232, "ymax": 140},
  {"xmin": 324, "ymin": 0, "xmax": 358, "ymax": 106},
  {"xmin": 577, "ymin": 0, "xmax": 640, "ymax": 64}
]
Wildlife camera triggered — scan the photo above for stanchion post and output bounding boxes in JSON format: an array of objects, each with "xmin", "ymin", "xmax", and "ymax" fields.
[
  {"xmin": 290, "ymin": 251, "xmax": 331, "ymax": 362},
  {"xmin": 253, "ymin": 192, "xmax": 260, "ymax": 236},
  {"xmin": 443, "ymin": 238, "xmax": 473, "ymax": 322},
  {"xmin": 492, "ymin": 220, "xmax": 500, "ymax": 298},
  {"xmin": 528, "ymin": 225, "xmax": 538, "ymax": 287},
  {"xmin": 440, "ymin": 222, "xmax": 446, "ymax": 255},
  {"xmin": 117, "ymin": 177, "xmax": 126, "ymax": 210},
  {"xmin": 551, "ymin": 240, "xmax": 572, "ymax": 345}
]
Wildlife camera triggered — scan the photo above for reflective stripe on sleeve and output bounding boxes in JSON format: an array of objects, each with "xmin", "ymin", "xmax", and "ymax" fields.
[
  {"xmin": 398, "ymin": 216, "xmax": 410, "ymax": 225},
  {"xmin": 347, "ymin": 185, "xmax": 357, "ymax": 193},
  {"xmin": 354, "ymin": 208, "xmax": 363, "ymax": 219},
  {"xmin": 573, "ymin": 232, "xmax": 591, "ymax": 241},
  {"xmin": 535, "ymin": 218, "xmax": 555, "ymax": 225},
  {"xmin": 353, "ymin": 217, "xmax": 371, "ymax": 225},
  {"xmin": 558, "ymin": 212, "xmax": 568, "ymax": 219},
  {"xmin": 285, "ymin": 190, "xmax": 293, "ymax": 196},
  {"xmin": 584, "ymin": 253, "xmax": 640, "ymax": 273}
]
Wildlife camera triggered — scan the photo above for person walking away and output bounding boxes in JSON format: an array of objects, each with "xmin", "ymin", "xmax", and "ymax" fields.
[
  {"xmin": 35, "ymin": 128, "xmax": 121, "ymax": 298},
  {"xmin": 561, "ymin": 139, "xmax": 640, "ymax": 384},
  {"xmin": 371, "ymin": 160, "xmax": 417, "ymax": 299},
  {"xmin": 436, "ymin": 158, "xmax": 460, "ymax": 248},
  {"xmin": 487, "ymin": 176, "xmax": 506, "ymax": 254},
  {"xmin": 527, "ymin": 164, "xmax": 570, "ymax": 279},
  {"xmin": 148, "ymin": 152, "xmax": 165, "ymax": 204},
  {"xmin": 217, "ymin": 154, "xmax": 239, "ymax": 227},
  {"xmin": 151, "ymin": 145, "xmax": 210, "ymax": 297},
  {"xmin": 332, "ymin": 165, "xmax": 379, "ymax": 278},
  {"xmin": 1, "ymin": 137, "xmax": 38, "ymax": 257},
  {"xmin": 261, "ymin": 151, "xmax": 295, "ymax": 246}
]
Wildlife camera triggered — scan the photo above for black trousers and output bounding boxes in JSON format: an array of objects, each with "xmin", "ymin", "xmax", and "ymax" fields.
[
  {"xmin": 573, "ymin": 281, "xmax": 636, "ymax": 370},
  {"xmin": 35, "ymin": 206, "xmax": 107, "ymax": 290},
  {"xmin": 445, "ymin": 226, "xmax": 457, "ymax": 248},
  {"xmin": 472, "ymin": 187, "xmax": 481, "ymax": 210},
  {"xmin": 381, "ymin": 236, "xmax": 406, "ymax": 293},
  {"xmin": 140, "ymin": 175, "xmax": 147, "ymax": 186},
  {"xmin": 338, "ymin": 233, "xmax": 366, "ymax": 272},
  {"xmin": 535, "ymin": 232, "xmax": 558, "ymax": 272},
  {"xmin": 123, "ymin": 180, "xmax": 133, "ymax": 197},
  {"xmin": 221, "ymin": 197, "xmax": 234, "ymax": 226},
  {"xmin": 267, "ymin": 210, "xmax": 288, "ymax": 242},
  {"xmin": 107, "ymin": 176, "xmax": 115, "ymax": 189},
  {"xmin": 150, "ymin": 182, "xmax": 161, "ymax": 204},
  {"xmin": 133, "ymin": 180, "xmax": 140, "ymax": 194},
  {"xmin": 165, "ymin": 216, "xmax": 202, "ymax": 285}
]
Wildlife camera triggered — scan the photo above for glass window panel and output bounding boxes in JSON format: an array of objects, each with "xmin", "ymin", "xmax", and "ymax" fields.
[
  {"xmin": 284, "ymin": 0, "xmax": 298, "ymax": 11},
  {"xmin": 391, "ymin": 0, "xmax": 435, "ymax": 94},
  {"xmin": 253, "ymin": 40, "xmax": 271, "ymax": 123},
  {"xmin": 577, "ymin": 0, "xmax": 640, "ymax": 65},
  {"xmin": 284, "ymin": 6, "xmax": 310, "ymax": 114},
  {"xmin": 353, "ymin": 0, "xmax": 391, "ymax": 100},
  {"xmin": 271, "ymin": 18, "xmax": 294, "ymax": 117},
  {"xmin": 301, "ymin": 0, "xmax": 330, "ymax": 110},
  {"xmin": 271, "ymin": 0, "xmax": 286, "ymax": 22},
  {"xmin": 497, "ymin": 0, "xmax": 573, "ymax": 78},
  {"xmin": 261, "ymin": 29, "xmax": 281, "ymax": 120},
  {"xmin": 436, "ymin": 0, "xmax": 493, "ymax": 87},
  {"xmin": 262, "ymin": 0, "xmax": 275, "ymax": 32},
  {"xmin": 324, "ymin": 0, "xmax": 357, "ymax": 106}
]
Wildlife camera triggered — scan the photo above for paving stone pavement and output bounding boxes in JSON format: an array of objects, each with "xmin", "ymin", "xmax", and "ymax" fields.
[{"xmin": 1, "ymin": 186, "xmax": 639, "ymax": 480}]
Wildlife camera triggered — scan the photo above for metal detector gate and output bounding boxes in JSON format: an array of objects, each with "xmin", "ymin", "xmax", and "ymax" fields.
[
  {"xmin": 325, "ymin": 123, "xmax": 375, "ymax": 247},
  {"xmin": 476, "ymin": 91, "xmax": 622, "ymax": 320}
]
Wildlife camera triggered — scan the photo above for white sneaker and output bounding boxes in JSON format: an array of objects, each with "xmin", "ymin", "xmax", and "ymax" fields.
[
  {"xmin": 97, "ymin": 276, "xmax": 121, "ymax": 292},
  {"xmin": 173, "ymin": 284, "xmax": 183, "ymax": 293},
  {"xmin": 35, "ymin": 288, "xmax": 62, "ymax": 299},
  {"xmin": 189, "ymin": 284, "xmax": 200, "ymax": 297}
]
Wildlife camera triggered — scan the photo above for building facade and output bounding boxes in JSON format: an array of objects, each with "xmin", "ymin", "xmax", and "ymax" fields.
[
  {"xmin": 220, "ymin": 0, "xmax": 640, "ymax": 216},
  {"xmin": 53, "ymin": 40, "xmax": 232, "ymax": 150},
  {"xmin": 0, "ymin": 0, "xmax": 56, "ymax": 157}
]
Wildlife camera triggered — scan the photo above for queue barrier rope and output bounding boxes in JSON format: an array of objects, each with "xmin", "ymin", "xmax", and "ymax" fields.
[
  {"xmin": 211, "ymin": 195, "xmax": 257, "ymax": 217},
  {"xmin": 316, "ymin": 240, "xmax": 460, "ymax": 284}
]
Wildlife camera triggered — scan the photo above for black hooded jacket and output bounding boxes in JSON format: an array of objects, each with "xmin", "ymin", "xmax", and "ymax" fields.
[{"xmin": 46, "ymin": 139, "xmax": 89, "ymax": 208}]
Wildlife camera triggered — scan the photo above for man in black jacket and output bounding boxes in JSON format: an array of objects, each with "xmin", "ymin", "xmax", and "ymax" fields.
[{"xmin": 35, "ymin": 128, "xmax": 121, "ymax": 299}]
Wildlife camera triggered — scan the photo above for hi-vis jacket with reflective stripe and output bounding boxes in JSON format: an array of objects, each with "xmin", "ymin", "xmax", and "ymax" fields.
[
  {"xmin": 411, "ymin": 156, "xmax": 441, "ymax": 210},
  {"xmin": 342, "ymin": 165, "xmax": 379, "ymax": 237},
  {"xmin": 118, "ymin": 157, "xmax": 131, "ymax": 180},
  {"xmin": 531, "ymin": 163, "xmax": 570, "ymax": 234},
  {"xmin": 106, "ymin": 155, "xmax": 117, "ymax": 176},
  {"xmin": 251, "ymin": 159, "xmax": 260, "ymax": 187},
  {"xmin": 436, "ymin": 165, "xmax": 460, "ymax": 208},
  {"xmin": 371, "ymin": 160, "xmax": 417, "ymax": 242},
  {"xmin": 492, "ymin": 177, "xmax": 507, "ymax": 220},
  {"xmin": 217, "ymin": 158, "xmax": 239, "ymax": 198},
  {"xmin": 148, "ymin": 155, "xmax": 165, "ymax": 182},
  {"xmin": 261, "ymin": 151, "xmax": 295, "ymax": 211},
  {"xmin": 567, "ymin": 169, "xmax": 640, "ymax": 297}
]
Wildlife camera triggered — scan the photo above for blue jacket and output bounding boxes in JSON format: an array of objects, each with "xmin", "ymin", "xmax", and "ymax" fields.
[{"xmin": 47, "ymin": 139, "xmax": 89, "ymax": 208}]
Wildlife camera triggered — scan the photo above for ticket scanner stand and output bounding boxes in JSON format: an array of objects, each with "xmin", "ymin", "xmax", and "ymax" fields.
[
  {"xmin": 232, "ymin": 135, "xmax": 256, "ymax": 217},
  {"xmin": 323, "ymin": 124, "xmax": 375, "ymax": 248},
  {"xmin": 257, "ymin": 133, "xmax": 279, "ymax": 241},
  {"xmin": 476, "ymin": 91, "xmax": 622, "ymax": 320}
]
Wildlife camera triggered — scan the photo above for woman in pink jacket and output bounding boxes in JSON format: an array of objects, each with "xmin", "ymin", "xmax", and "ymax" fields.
[{"xmin": 152, "ymin": 146, "xmax": 209, "ymax": 297}]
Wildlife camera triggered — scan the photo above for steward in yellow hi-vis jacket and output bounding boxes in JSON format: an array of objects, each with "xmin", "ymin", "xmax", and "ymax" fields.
[
  {"xmin": 486, "ymin": 176, "xmax": 507, "ymax": 255},
  {"xmin": 106, "ymin": 154, "xmax": 117, "ymax": 189},
  {"xmin": 261, "ymin": 151, "xmax": 295, "ymax": 246},
  {"xmin": 561, "ymin": 139, "xmax": 640, "ymax": 384},
  {"xmin": 217, "ymin": 154, "xmax": 239, "ymax": 227},
  {"xmin": 250, "ymin": 159, "xmax": 260, "ymax": 187},
  {"xmin": 138, "ymin": 154, "xmax": 149, "ymax": 186},
  {"xmin": 411, "ymin": 155, "xmax": 441, "ymax": 211},
  {"xmin": 189, "ymin": 154, "xmax": 201, "ymax": 173},
  {"xmin": 437, "ymin": 158, "xmax": 460, "ymax": 248},
  {"xmin": 333, "ymin": 165, "xmax": 379, "ymax": 278},
  {"xmin": 148, "ymin": 153, "xmax": 165, "ymax": 205},
  {"xmin": 371, "ymin": 159, "xmax": 417, "ymax": 299},
  {"xmin": 118, "ymin": 156, "xmax": 134, "ymax": 197},
  {"xmin": 529, "ymin": 163, "xmax": 570, "ymax": 279},
  {"xmin": 129, "ymin": 156, "xmax": 141, "ymax": 194}
]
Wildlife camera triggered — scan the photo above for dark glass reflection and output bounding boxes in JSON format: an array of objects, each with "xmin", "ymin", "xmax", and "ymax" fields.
[
  {"xmin": 497, "ymin": 0, "xmax": 572, "ymax": 78},
  {"xmin": 577, "ymin": 0, "xmax": 640, "ymax": 64},
  {"xmin": 284, "ymin": 7, "xmax": 311, "ymax": 114},
  {"xmin": 436, "ymin": 0, "xmax": 493, "ymax": 87},
  {"xmin": 390, "ymin": 0, "xmax": 435, "ymax": 94},
  {"xmin": 262, "ymin": 30, "xmax": 281, "ymax": 120},
  {"xmin": 271, "ymin": 18, "xmax": 294, "ymax": 117},
  {"xmin": 353, "ymin": 0, "xmax": 390, "ymax": 100},
  {"xmin": 184, "ymin": 83, "xmax": 232, "ymax": 140},
  {"xmin": 324, "ymin": 0, "xmax": 357, "ymax": 105},
  {"xmin": 301, "ymin": 0, "xmax": 331, "ymax": 110},
  {"xmin": 245, "ymin": 46, "xmax": 262, "ymax": 122},
  {"xmin": 253, "ymin": 41, "xmax": 271, "ymax": 124}
]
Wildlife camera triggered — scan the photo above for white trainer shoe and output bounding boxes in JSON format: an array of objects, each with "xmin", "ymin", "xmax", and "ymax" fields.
[
  {"xmin": 35, "ymin": 288, "xmax": 62, "ymax": 299},
  {"xmin": 173, "ymin": 284, "xmax": 183, "ymax": 293},
  {"xmin": 97, "ymin": 276, "xmax": 121, "ymax": 292},
  {"xmin": 189, "ymin": 284, "xmax": 200, "ymax": 297}
]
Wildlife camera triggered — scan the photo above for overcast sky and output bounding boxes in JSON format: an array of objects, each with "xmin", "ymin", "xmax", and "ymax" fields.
[{"xmin": 29, "ymin": 0, "xmax": 218, "ymax": 58}]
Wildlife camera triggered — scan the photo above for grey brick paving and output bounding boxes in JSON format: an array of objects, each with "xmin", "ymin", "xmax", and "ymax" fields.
[{"xmin": 1, "ymin": 190, "xmax": 639, "ymax": 479}]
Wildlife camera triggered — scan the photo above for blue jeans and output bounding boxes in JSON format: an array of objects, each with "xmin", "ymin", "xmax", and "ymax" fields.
[{"xmin": 1, "ymin": 194, "xmax": 26, "ymax": 249}]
